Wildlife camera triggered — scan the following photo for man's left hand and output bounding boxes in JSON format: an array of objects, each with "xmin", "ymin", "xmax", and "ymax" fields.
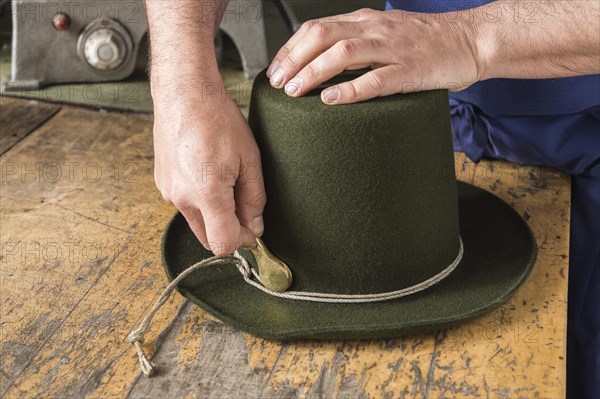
[{"xmin": 266, "ymin": 8, "xmax": 484, "ymax": 104}]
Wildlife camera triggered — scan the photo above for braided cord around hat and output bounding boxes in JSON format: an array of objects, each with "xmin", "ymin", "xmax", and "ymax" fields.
[
  {"xmin": 127, "ymin": 237, "xmax": 463, "ymax": 376},
  {"xmin": 236, "ymin": 237, "xmax": 463, "ymax": 303}
]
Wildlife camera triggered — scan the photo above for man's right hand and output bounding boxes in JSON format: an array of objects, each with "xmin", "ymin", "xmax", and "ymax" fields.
[
  {"xmin": 153, "ymin": 93, "xmax": 266, "ymax": 256},
  {"xmin": 145, "ymin": 0, "xmax": 265, "ymax": 256}
]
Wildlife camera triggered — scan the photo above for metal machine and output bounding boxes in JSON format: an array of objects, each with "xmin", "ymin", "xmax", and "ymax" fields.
[{"xmin": 2, "ymin": 0, "xmax": 295, "ymax": 91}]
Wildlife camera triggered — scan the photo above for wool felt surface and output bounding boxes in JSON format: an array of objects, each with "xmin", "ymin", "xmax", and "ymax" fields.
[
  {"xmin": 248, "ymin": 71, "xmax": 462, "ymax": 295},
  {"xmin": 160, "ymin": 70, "xmax": 537, "ymax": 339}
]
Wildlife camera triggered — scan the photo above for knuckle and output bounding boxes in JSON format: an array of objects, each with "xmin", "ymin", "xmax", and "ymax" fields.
[
  {"xmin": 311, "ymin": 22, "xmax": 331, "ymax": 41},
  {"xmin": 367, "ymin": 38, "xmax": 382, "ymax": 50},
  {"xmin": 303, "ymin": 62, "xmax": 320, "ymax": 80},
  {"xmin": 285, "ymin": 51, "xmax": 301, "ymax": 69},
  {"xmin": 344, "ymin": 82, "xmax": 359, "ymax": 100},
  {"xmin": 208, "ymin": 229, "xmax": 240, "ymax": 256},
  {"xmin": 243, "ymin": 190, "xmax": 267, "ymax": 210},
  {"xmin": 355, "ymin": 8, "xmax": 374, "ymax": 18},
  {"xmin": 170, "ymin": 193, "xmax": 188, "ymax": 209},
  {"xmin": 199, "ymin": 174, "xmax": 228, "ymax": 193},
  {"xmin": 368, "ymin": 20, "xmax": 389, "ymax": 39},
  {"xmin": 337, "ymin": 39, "xmax": 359, "ymax": 58},
  {"xmin": 164, "ymin": 185, "xmax": 190, "ymax": 209},
  {"xmin": 201, "ymin": 196, "xmax": 233, "ymax": 219},
  {"xmin": 200, "ymin": 188, "xmax": 236, "ymax": 218},
  {"xmin": 367, "ymin": 72, "xmax": 385, "ymax": 92},
  {"xmin": 239, "ymin": 159, "xmax": 263, "ymax": 183},
  {"xmin": 378, "ymin": 18, "xmax": 394, "ymax": 33},
  {"xmin": 277, "ymin": 45, "xmax": 292, "ymax": 59},
  {"xmin": 301, "ymin": 19, "xmax": 318, "ymax": 32}
]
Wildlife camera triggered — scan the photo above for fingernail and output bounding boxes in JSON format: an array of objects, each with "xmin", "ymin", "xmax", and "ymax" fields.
[
  {"xmin": 251, "ymin": 215, "xmax": 264, "ymax": 236},
  {"xmin": 270, "ymin": 68, "xmax": 285, "ymax": 87},
  {"xmin": 285, "ymin": 78, "xmax": 302, "ymax": 96},
  {"xmin": 322, "ymin": 86, "xmax": 339, "ymax": 103},
  {"xmin": 266, "ymin": 60, "xmax": 279, "ymax": 78}
]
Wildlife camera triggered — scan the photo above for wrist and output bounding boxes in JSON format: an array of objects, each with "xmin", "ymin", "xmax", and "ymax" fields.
[
  {"xmin": 148, "ymin": 43, "xmax": 222, "ymax": 95},
  {"xmin": 466, "ymin": 5, "xmax": 500, "ymax": 81},
  {"xmin": 150, "ymin": 68, "xmax": 227, "ymax": 107}
]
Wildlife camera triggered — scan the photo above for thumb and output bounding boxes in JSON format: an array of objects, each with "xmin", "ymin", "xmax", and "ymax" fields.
[
  {"xmin": 235, "ymin": 160, "xmax": 267, "ymax": 237},
  {"xmin": 198, "ymin": 185, "xmax": 256, "ymax": 256}
]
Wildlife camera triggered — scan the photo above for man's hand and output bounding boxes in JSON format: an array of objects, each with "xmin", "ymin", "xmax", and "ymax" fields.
[
  {"xmin": 146, "ymin": 0, "xmax": 265, "ymax": 256},
  {"xmin": 153, "ymin": 93, "xmax": 265, "ymax": 256},
  {"xmin": 267, "ymin": 2, "xmax": 600, "ymax": 105},
  {"xmin": 266, "ymin": 8, "xmax": 482, "ymax": 104}
]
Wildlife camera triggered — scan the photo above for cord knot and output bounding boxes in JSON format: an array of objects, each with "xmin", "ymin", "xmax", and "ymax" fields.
[
  {"xmin": 127, "ymin": 330, "xmax": 145, "ymax": 344},
  {"xmin": 128, "ymin": 329, "xmax": 156, "ymax": 376}
]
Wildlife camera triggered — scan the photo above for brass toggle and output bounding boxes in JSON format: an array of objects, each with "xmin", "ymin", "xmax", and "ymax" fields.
[{"xmin": 250, "ymin": 238, "xmax": 293, "ymax": 292}]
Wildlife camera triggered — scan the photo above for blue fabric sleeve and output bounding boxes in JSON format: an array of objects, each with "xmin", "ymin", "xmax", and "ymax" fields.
[{"xmin": 385, "ymin": 1, "xmax": 600, "ymax": 115}]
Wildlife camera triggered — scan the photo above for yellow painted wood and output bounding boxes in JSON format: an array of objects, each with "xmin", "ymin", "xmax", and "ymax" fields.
[{"xmin": 0, "ymin": 97, "xmax": 569, "ymax": 398}]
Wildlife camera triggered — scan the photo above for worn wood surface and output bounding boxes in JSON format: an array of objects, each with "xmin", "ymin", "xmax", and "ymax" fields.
[
  {"xmin": 0, "ymin": 98, "xmax": 569, "ymax": 398},
  {"xmin": 0, "ymin": 98, "xmax": 60, "ymax": 155}
]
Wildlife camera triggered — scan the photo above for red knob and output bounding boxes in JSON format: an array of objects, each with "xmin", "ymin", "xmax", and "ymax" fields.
[{"xmin": 52, "ymin": 13, "xmax": 70, "ymax": 31}]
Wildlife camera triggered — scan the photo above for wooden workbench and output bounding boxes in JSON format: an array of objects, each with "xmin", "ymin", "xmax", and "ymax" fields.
[{"xmin": 0, "ymin": 96, "xmax": 569, "ymax": 398}]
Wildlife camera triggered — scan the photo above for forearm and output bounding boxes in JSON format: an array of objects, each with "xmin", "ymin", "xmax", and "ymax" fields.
[
  {"xmin": 472, "ymin": 0, "xmax": 600, "ymax": 80},
  {"xmin": 144, "ymin": 0, "xmax": 227, "ymax": 103}
]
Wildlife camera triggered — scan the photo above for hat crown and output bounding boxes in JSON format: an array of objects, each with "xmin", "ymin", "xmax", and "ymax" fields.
[{"xmin": 248, "ymin": 71, "xmax": 460, "ymax": 295}]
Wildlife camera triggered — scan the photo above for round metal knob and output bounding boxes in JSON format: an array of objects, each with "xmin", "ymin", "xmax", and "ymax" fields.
[
  {"xmin": 78, "ymin": 19, "xmax": 133, "ymax": 72},
  {"xmin": 82, "ymin": 28, "xmax": 126, "ymax": 70}
]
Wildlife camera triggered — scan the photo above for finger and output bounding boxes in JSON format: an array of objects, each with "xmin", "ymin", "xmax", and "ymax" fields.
[
  {"xmin": 179, "ymin": 207, "xmax": 211, "ymax": 251},
  {"xmin": 268, "ymin": 21, "xmax": 364, "ymax": 88},
  {"xmin": 234, "ymin": 159, "xmax": 267, "ymax": 237},
  {"xmin": 266, "ymin": 20, "xmax": 314, "ymax": 78},
  {"xmin": 266, "ymin": 11, "xmax": 369, "ymax": 78},
  {"xmin": 321, "ymin": 66, "xmax": 403, "ymax": 105},
  {"xmin": 198, "ymin": 184, "xmax": 256, "ymax": 256},
  {"xmin": 283, "ymin": 39, "xmax": 382, "ymax": 97}
]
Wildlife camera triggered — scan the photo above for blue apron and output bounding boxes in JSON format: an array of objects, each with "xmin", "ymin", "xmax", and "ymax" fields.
[{"xmin": 385, "ymin": 2, "xmax": 599, "ymax": 397}]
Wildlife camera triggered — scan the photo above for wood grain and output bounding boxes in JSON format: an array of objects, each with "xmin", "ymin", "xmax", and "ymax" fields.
[
  {"xmin": 0, "ymin": 104, "xmax": 569, "ymax": 398},
  {"xmin": 0, "ymin": 97, "xmax": 60, "ymax": 155}
]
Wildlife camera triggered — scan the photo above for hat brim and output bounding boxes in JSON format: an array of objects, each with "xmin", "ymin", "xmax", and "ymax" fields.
[{"xmin": 162, "ymin": 182, "xmax": 537, "ymax": 340}]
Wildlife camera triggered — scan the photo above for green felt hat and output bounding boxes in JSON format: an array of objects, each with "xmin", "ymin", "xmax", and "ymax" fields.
[{"xmin": 161, "ymin": 70, "xmax": 537, "ymax": 340}]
